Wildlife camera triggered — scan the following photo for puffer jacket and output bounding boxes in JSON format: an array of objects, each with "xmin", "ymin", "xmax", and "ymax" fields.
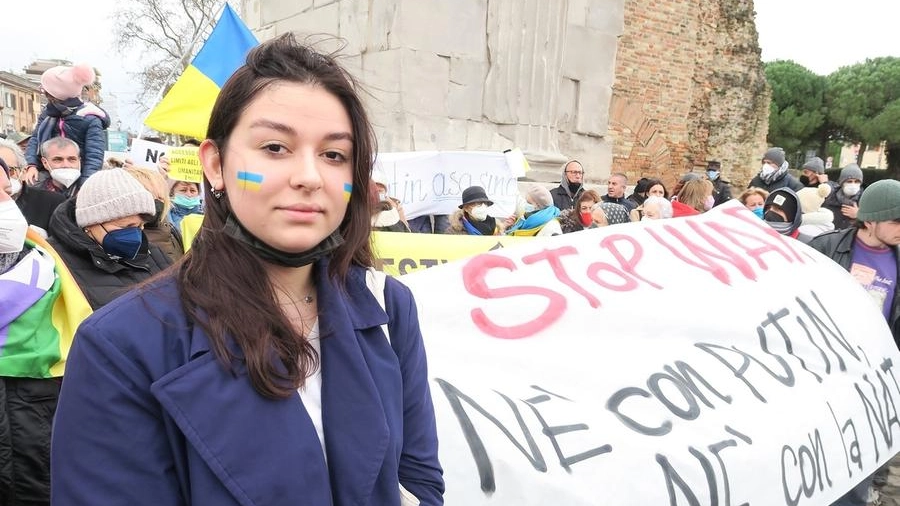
[
  {"xmin": 807, "ymin": 227, "xmax": 900, "ymax": 345},
  {"xmin": 46, "ymin": 199, "xmax": 172, "ymax": 309},
  {"xmin": 25, "ymin": 103, "xmax": 110, "ymax": 186}
]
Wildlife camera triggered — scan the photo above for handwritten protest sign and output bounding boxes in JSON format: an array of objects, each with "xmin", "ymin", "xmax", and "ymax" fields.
[
  {"xmin": 128, "ymin": 138, "xmax": 169, "ymax": 170},
  {"xmin": 399, "ymin": 201, "xmax": 900, "ymax": 505},
  {"xmin": 166, "ymin": 146, "xmax": 202, "ymax": 183},
  {"xmin": 373, "ymin": 151, "xmax": 522, "ymax": 220}
]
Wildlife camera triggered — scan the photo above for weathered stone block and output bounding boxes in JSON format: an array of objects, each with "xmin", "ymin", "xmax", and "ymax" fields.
[
  {"xmin": 338, "ymin": 0, "xmax": 369, "ymax": 54},
  {"xmin": 587, "ymin": 0, "xmax": 625, "ymax": 34},
  {"xmin": 575, "ymin": 83, "xmax": 611, "ymax": 136},
  {"xmin": 260, "ymin": 0, "xmax": 314, "ymax": 25},
  {"xmin": 395, "ymin": 0, "xmax": 487, "ymax": 57},
  {"xmin": 398, "ymin": 50, "xmax": 450, "ymax": 117},
  {"xmin": 562, "ymin": 26, "xmax": 618, "ymax": 86},
  {"xmin": 568, "ymin": 0, "xmax": 589, "ymax": 26},
  {"xmin": 557, "ymin": 77, "xmax": 579, "ymax": 132},
  {"xmin": 447, "ymin": 57, "xmax": 486, "ymax": 121},
  {"xmin": 274, "ymin": 3, "xmax": 340, "ymax": 40}
]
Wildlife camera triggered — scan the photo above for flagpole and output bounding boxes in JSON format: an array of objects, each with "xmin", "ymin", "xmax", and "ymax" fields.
[{"xmin": 137, "ymin": 1, "xmax": 228, "ymax": 140}]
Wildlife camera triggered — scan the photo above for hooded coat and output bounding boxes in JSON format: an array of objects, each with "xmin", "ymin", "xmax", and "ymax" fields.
[
  {"xmin": 46, "ymin": 199, "xmax": 172, "ymax": 309},
  {"xmin": 550, "ymin": 160, "xmax": 584, "ymax": 211}
]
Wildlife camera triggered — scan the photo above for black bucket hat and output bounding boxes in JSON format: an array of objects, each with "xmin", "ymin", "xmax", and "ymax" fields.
[{"xmin": 459, "ymin": 186, "xmax": 493, "ymax": 208}]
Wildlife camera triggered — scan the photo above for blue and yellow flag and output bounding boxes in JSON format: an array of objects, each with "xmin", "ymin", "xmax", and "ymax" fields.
[{"xmin": 143, "ymin": 4, "xmax": 258, "ymax": 139}]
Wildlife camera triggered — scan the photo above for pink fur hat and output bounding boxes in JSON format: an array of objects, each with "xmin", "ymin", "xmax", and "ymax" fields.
[{"xmin": 40, "ymin": 63, "xmax": 95, "ymax": 100}]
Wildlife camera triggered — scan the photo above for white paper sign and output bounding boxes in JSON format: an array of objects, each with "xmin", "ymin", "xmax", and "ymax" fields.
[
  {"xmin": 128, "ymin": 139, "xmax": 169, "ymax": 170},
  {"xmin": 399, "ymin": 201, "xmax": 900, "ymax": 505},
  {"xmin": 373, "ymin": 151, "xmax": 522, "ymax": 219}
]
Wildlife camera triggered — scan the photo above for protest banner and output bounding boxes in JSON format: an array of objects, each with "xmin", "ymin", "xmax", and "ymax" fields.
[
  {"xmin": 128, "ymin": 138, "xmax": 169, "ymax": 170},
  {"xmin": 373, "ymin": 151, "xmax": 523, "ymax": 220},
  {"xmin": 398, "ymin": 200, "xmax": 900, "ymax": 505},
  {"xmin": 166, "ymin": 146, "xmax": 202, "ymax": 183},
  {"xmin": 372, "ymin": 232, "xmax": 531, "ymax": 275}
]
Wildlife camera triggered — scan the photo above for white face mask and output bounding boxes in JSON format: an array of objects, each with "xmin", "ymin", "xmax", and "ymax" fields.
[
  {"xmin": 0, "ymin": 200, "xmax": 28, "ymax": 254},
  {"xmin": 7, "ymin": 178, "xmax": 21, "ymax": 196},
  {"xmin": 50, "ymin": 168, "xmax": 81, "ymax": 188},
  {"xmin": 842, "ymin": 183, "xmax": 861, "ymax": 197},
  {"xmin": 760, "ymin": 163, "xmax": 777, "ymax": 177},
  {"xmin": 469, "ymin": 204, "xmax": 489, "ymax": 222}
]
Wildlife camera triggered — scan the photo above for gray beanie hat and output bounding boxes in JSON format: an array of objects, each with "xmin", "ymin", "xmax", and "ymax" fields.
[
  {"xmin": 857, "ymin": 179, "xmax": 900, "ymax": 222},
  {"xmin": 801, "ymin": 157, "xmax": 825, "ymax": 175},
  {"xmin": 838, "ymin": 163, "xmax": 863, "ymax": 185},
  {"xmin": 76, "ymin": 169, "xmax": 156, "ymax": 228},
  {"xmin": 763, "ymin": 147, "xmax": 785, "ymax": 167}
]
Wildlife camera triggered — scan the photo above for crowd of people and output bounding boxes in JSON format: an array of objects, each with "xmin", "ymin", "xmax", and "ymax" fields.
[{"xmin": 0, "ymin": 38, "xmax": 897, "ymax": 506}]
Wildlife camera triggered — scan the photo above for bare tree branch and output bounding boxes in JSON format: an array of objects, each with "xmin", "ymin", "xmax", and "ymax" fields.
[{"xmin": 113, "ymin": 0, "xmax": 231, "ymax": 103}]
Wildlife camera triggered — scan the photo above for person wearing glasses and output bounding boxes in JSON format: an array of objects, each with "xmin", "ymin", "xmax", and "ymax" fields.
[
  {"xmin": 0, "ymin": 138, "xmax": 65, "ymax": 235},
  {"xmin": 551, "ymin": 159, "xmax": 586, "ymax": 210}
]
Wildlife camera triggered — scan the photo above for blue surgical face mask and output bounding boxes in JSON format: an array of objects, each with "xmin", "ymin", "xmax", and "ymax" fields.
[
  {"xmin": 173, "ymin": 194, "xmax": 201, "ymax": 209},
  {"xmin": 101, "ymin": 226, "xmax": 144, "ymax": 260},
  {"xmin": 522, "ymin": 203, "xmax": 537, "ymax": 214},
  {"xmin": 707, "ymin": 170, "xmax": 719, "ymax": 181},
  {"xmin": 751, "ymin": 207, "xmax": 765, "ymax": 219}
]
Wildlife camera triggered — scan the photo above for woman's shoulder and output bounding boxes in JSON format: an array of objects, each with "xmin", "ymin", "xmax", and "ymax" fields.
[{"xmin": 82, "ymin": 275, "xmax": 187, "ymax": 340}]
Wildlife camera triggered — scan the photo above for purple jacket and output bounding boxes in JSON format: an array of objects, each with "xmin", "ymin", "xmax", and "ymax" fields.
[{"xmin": 51, "ymin": 261, "xmax": 444, "ymax": 505}]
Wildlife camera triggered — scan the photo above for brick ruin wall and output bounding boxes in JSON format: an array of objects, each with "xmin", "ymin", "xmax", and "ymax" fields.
[{"xmin": 609, "ymin": 0, "xmax": 770, "ymax": 190}]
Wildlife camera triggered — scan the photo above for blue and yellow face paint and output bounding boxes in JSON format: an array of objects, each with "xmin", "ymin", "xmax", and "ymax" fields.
[
  {"xmin": 343, "ymin": 182, "xmax": 352, "ymax": 202},
  {"xmin": 236, "ymin": 171, "xmax": 263, "ymax": 191}
]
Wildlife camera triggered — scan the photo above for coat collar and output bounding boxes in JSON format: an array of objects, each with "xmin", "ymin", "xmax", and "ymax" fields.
[{"xmin": 151, "ymin": 261, "xmax": 390, "ymax": 506}]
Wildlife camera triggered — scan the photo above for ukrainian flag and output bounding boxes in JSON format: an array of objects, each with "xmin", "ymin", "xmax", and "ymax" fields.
[{"xmin": 143, "ymin": 4, "xmax": 258, "ymax": 139}]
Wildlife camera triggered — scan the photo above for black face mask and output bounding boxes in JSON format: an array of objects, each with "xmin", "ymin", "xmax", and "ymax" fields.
[
  {"xmin": 763, "ymin": 210, "xmax": 786, "ymax": 223},
  {"xmin": 799, "ymin": 175, "xmax": 814, "ymax": 187},
  {"xmin": 223, "ymin": 213, "xmax": 344, "ymax": 268}
]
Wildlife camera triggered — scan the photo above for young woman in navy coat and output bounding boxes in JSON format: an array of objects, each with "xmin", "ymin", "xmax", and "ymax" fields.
[{"xmin": 51, "ymin": 33, "xmax": 444, "ymax": 506}]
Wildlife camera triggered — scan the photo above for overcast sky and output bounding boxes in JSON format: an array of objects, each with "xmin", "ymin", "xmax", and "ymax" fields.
[{"xmin": 1, "ymin": 0, "xmax": 898, "ymax": 132}]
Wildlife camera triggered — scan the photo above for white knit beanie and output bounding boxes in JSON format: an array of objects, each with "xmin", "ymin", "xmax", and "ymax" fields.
[{"xmin": 76, "ymin": 169, "xmax": 156, "ymax": 228}]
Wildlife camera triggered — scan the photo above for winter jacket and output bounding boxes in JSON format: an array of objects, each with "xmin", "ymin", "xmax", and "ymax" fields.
[
  {"xmin": 46, "ymin": 199, "xmax": 172, "ymax": 309},
  {"xmin": 747, "ymin": 172, "xmax": 804, "ymax": 193},
  {"xmin": 797, "ymin": 208, "xmax": 835, "ymax": 244},
  {"xmin": 821, "ymin": 181, "xmax": 861, "ymax": 230},
  {"xmin": 550, "ymin": 160, "xmax": 584, "ymax": 211},
  {"xmin": 807, "ymin": 227, "xmax": 900, "ymax": 345},
  {"xmin": 51, "ymin": 263, "xmax": 444, "ymax": 506},
  {"xmin": 25, "ymin": 103, "xmax": 110, "ymax": 186},
  {"xmin": 712, "ymin": 178, "xmax": 733, "ymax": 207},
  {"xmin": 446, "ymin": 209, "xmax": 503, "ymax": 235},
  {"xmin": 13, "ymin": 184, "xmax": 66, "ymax": 233},
  {"xmin": 558, "ymin": 208, "xmax": 589, "ymax": 234},
  {"xmin": 601, "ymin": 194, "xmax": 637, "ymax": 214}
]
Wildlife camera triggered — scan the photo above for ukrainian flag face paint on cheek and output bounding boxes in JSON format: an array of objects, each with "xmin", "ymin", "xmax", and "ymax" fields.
[
  {"xmin": 343, "ymin": 182, "xmax": 352, "ymax": 202},
  {"xmin": 237, "ymin": 171, "xmax": 263, "ymax": 191}
]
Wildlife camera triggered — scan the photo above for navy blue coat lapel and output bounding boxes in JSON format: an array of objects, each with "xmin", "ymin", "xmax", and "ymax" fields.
[
  {"xmin": 317, "ymin": 263, "xmax": 393, "ymax": 506},
  {"xmin": 151, "ymin": 327, "xmax": 332, "ymax": 506}
]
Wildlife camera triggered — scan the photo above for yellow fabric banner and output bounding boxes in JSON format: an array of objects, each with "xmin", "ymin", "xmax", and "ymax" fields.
[
  {"xmin": 371, "ymin": 232, "xmax": 532, "ymax": 276},
  {"xmin": 179, "ymin": 215, "xmax": 533, "ymax": 273}
]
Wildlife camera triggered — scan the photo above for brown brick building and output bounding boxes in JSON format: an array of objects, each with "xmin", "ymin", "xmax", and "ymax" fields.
[{"xmin": 609, "ymin": 0, "xmax": 769, "ymax": 189}]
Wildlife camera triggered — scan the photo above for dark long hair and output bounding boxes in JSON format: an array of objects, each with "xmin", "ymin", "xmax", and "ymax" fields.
[{"xmin": 178, "ymin": 33, "xmax": 377, "ymax": 399}]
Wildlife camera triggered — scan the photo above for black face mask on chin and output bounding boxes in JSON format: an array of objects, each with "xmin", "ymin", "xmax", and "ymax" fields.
[{"xmin": 222, "ymin": 213, "xmax": 344, "ymax": 268}]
